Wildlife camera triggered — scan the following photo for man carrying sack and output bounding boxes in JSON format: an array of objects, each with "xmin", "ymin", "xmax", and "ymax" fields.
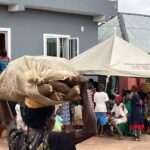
[{"xmin": 0, "ymin": 56, "xmax": 96, "ymax": 150}]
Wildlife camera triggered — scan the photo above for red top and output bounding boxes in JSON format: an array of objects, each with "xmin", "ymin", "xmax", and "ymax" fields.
[{"xmin": 0, "ymin": 56, "xmax": 10, "ymax": 60}]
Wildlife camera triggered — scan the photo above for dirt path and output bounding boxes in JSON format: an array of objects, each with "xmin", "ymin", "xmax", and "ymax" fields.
[
  {"xmin": 77, "ymin": 135, "xmax": 150, "ymax": 150},
  {"xmin": 1, "ymin": 134, "xmax": 150, "ymax": 150}
]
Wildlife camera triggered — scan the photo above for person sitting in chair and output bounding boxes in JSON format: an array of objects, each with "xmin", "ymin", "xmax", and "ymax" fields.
[{"xmin": 108, "ymin": 95, "xmax": 128, "ymax": 139}]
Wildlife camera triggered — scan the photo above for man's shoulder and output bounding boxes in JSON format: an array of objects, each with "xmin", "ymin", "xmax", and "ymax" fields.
[
  {"xmin": 9, "ymin": 125, "xmax": 76, "ymax": 150},
  {"xmin": 99, "ymin": 92, "xmax": 107, "ymax": 96},
  {"xmin": 48, "ymin": 131, "xmax": 76, "ymax": 150}
]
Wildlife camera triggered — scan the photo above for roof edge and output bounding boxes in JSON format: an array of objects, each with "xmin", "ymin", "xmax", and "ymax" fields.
[
  {"xmin": 0, "ymin": 0, "xmax": 117, "ymax": 18},
  {"xmin": 119, "ymin": 12, "xmax": 150, "ymax": 18}
]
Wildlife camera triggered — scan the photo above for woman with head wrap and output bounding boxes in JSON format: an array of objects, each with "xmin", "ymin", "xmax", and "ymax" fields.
[{"xmin": 108, "ymin": 95, "xmax": 128, "ymax": 139}]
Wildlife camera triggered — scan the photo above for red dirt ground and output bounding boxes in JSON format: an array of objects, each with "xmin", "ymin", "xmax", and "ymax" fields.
[{"xmin": 0, "ymin": 131, "xmax": 150, "ymax": 150}]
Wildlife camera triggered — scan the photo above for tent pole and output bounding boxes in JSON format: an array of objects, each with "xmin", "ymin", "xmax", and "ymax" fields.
[{"xmin": 105, "ymin": 76, "xmax": 110, "ymax": 92}]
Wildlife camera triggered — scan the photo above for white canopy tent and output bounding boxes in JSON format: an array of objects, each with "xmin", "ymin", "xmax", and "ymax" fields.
[
  {"xmin": 71, "ymin": 34, "xmax": 150, "ymax": 78},
  {"xmin": 70, "ymin": 34, "xmax": 150, "ymax": 90}
]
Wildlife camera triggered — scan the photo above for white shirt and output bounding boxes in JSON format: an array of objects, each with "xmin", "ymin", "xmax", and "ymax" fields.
[
  {"xmin": 15, "ymin": 104, "xmax": 22, "ymax": 122},
  {"xmin": 15, "ymin": 104, "xmax": 27, "ymax": 131},
  {"xmin": 94, "ymin": 92, "xmax": 109, "ymax": 112},
  {"xmin": 111, "ymin": 103, "xmax": 128, "ymax": 124},
  {"xmin": 111, "ymin": 103, "xmax": 128, "ymax": 118},
  {"xmin": 87, "ymin": 89, "xmax": 94, "ymax": 111}
]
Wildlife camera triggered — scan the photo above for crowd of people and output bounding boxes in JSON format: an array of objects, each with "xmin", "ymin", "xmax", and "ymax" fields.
[
  {"xmin": 1, "ymin": 77, "xmax": 150, "ymax": 145},
  {"xmin": 0, "ymin": 50, "xmax": 150, "ymax": 149},
  {"xmin": 87, "ymin": 79, "xmax": 150, "ymax": 141},
  {"xmin": 0, "ymin": 100, "xmax": 84, "ymax": 137},
  {"xmin": 4, "ymin": 77, "xmax": 147, "ymax": 142}
]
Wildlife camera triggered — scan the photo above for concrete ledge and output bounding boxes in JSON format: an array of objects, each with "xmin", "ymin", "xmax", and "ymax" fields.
[{"xmin": 0, "ymin": 0, "xmax": 117, "ymax": 17}]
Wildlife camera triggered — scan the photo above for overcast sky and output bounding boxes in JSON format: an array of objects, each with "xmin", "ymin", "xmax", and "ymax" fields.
[{"xmin": 118, "ymin": 0, "xmax": 150, "ymax": 15}]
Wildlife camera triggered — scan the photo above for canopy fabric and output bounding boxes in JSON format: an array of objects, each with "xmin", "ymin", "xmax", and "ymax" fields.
[{"xmin": 70, "ymin": 34, "xmax": 150, "ymax": 78}]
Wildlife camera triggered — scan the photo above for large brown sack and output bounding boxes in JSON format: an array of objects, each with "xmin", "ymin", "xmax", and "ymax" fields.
[{"xmin": 0, "ymin": 56, "xmax": 78, "ymax": 106}]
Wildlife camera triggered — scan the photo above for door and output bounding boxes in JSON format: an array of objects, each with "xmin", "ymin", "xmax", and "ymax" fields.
[{"xmin": 0, "ymin": 33, "xmax": 5, "ymax": 51}]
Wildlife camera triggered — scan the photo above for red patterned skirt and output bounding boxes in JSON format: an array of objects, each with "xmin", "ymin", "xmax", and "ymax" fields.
[{"xmin": 130, "ymin": 124, "xmax": 144, "ymax": 129}]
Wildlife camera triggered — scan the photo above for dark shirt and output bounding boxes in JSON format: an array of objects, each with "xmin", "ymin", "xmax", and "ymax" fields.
[{"xmin": 8, "ymin": 123, "xmax": 76, "ymax": 150}]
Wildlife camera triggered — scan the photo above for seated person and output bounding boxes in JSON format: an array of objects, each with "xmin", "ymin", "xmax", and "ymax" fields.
[
  {"xmin": 108, "ymin": 95, "xmax": 128, "ymax": 139},
  {"xmin": 0, "ymin": 82, "xmax": 96, "ymax": 150}
]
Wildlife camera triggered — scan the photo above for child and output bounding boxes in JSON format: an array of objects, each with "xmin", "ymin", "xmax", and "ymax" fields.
[
  {"xmin": 72, "ymin": 101, "xmax": 83, "ymax": 129},
  {"xmin": 53, "ymin": 106, "xmax": 63, "ymax": 132}
]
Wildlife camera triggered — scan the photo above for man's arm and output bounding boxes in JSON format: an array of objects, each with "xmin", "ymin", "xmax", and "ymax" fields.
[{"xmin": 75, "ymin": 81, "xmax": 97, "ymax": 144}]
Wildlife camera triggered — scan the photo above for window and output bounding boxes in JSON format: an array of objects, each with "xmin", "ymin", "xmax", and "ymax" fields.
[
  {"xmin": 59, "ymin": 38, "xmax": 69, "ymax": 58},
  {"xmin": 47, "ymin": 38, "xmax": 57, "ymax": 56},
  {"xmin": 69, "ymin": 38, "xmax": 79, "ymax": 59},
  {"xmin": 43, "ymin": 34, "xmax": 79, "ymax": 59}
]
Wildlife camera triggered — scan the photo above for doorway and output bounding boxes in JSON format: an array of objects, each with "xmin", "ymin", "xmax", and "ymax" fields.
[
  {"xmin": 0, "ymin": 33, "xmax": 5, "ymax": 51},
  {"xmin": 0, "ymin": 28, "xmax": 11, "ymax": 58}
]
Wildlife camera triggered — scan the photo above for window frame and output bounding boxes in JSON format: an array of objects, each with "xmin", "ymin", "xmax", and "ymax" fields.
[
  {"xmin": 43, "ymin": 34, "xmax": 70, "ymax": 58},
  {"xmin": 43, "ymin": 34, "xmax": 79, "ymax": 59}
]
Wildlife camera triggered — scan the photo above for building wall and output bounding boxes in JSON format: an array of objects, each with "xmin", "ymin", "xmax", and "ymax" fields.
[
  {"xmin": 119, "ymin": 77, "xmax": 146, "ymax": 92},
  {"xmin": 0, "ymin": 6, "xmax": 97, "ymax": 60}
]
